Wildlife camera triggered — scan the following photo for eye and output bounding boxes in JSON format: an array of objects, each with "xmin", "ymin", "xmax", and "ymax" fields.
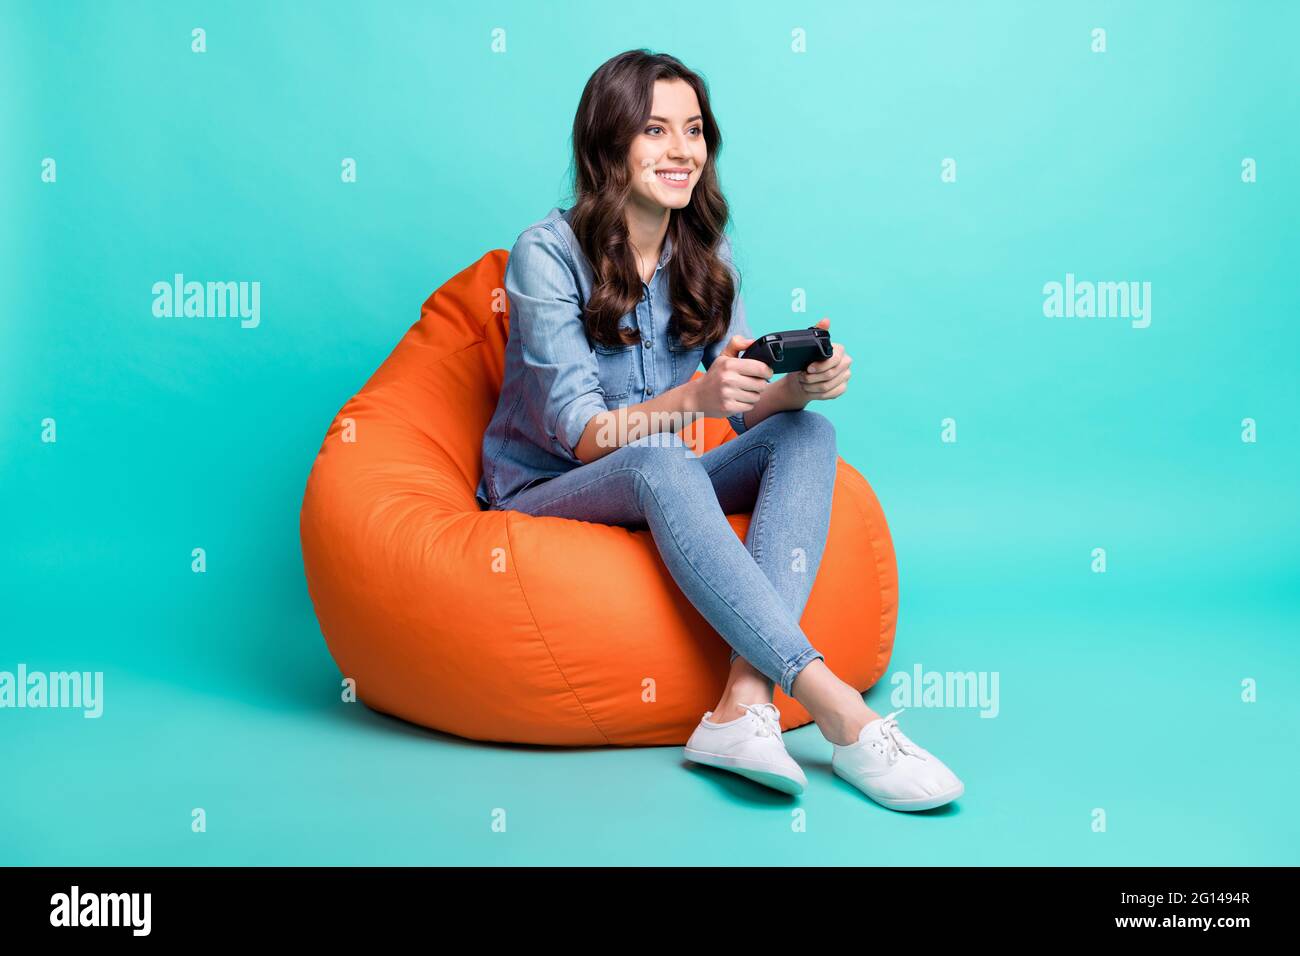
[{"xmin": 645, "ymin": 124, "xmax": 704, "ymax": 136}]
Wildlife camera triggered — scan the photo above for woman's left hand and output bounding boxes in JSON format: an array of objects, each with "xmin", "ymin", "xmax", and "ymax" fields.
[{"xmin": 786, "ymin": 317, "xmax": 850, "ymax": 403}]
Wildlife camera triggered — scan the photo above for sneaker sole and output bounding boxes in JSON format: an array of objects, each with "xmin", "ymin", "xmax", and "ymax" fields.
[
  {"xmin": 833, "ymin": 764, "xmax": 964, "ymax": 811},
  {"xmin": 684, "ymin": 746, "xmax": 806, "ymax": 795}
]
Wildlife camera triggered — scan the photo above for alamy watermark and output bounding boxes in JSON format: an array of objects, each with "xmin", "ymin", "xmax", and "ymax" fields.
[
  {"xmin": 0, "ymin": 664, "xmax": 104, "ymax": 718},
  {"xmin": 152, "ymin": 273, "xmax": 260, "ymax": 328},
  {"xmin": 50, "ymin": 886, "xmax": 150, "ymax": 935},
  {"xmin": 1042, "ymin": 272, "xmax": 1151, "ymax": 328},
  {"xmin": 593, "ymin": 409, "xmax": 708, "ymax": 453},
  {"xmin": 890, "ymin": 663, "xmax": 999, "ymax": 718}
]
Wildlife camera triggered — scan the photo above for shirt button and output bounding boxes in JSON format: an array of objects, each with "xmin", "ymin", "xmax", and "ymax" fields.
[
  {"xmin": 643, "ymin": 339, "xmax": 653, "ymax": 349},
  {"xmin": 644, "ymin": 387, "xmax": 652, "ymax": 396}
]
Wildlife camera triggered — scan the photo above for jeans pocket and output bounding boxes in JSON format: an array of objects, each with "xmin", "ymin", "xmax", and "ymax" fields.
[{"xmin": 592, "ymin": 342, "xmax": 636, "ymax": 400}]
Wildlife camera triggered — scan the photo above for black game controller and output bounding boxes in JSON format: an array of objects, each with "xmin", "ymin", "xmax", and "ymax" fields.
[{"xmin": 738, "ymin": 327, "xmax": 833, "ymax": 374}]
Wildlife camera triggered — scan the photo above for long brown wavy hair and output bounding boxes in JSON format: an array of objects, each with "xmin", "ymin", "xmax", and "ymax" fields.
[{"xmin": 566, "ymin": 49, "xmax": 736, "ymax": 350}]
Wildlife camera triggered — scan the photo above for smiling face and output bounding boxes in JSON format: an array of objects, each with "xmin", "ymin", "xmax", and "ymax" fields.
[{"xmin": 627, "ymin": 78, "xmax": 708, "ymax": 214}]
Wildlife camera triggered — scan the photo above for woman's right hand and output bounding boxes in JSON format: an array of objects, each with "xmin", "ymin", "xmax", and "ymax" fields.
[{"xmin": 689, "ymin": 335, "xmax": 772, "ymax": 419}]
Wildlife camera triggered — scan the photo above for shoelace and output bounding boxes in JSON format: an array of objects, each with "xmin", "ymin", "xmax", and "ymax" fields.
[
  {"xmin": 737, "ymin": 701, "xmax": 783, "ymax": 738},
  {"xmin": 877, "ymin": 709, "xmax": 924, "ymax": 765}
]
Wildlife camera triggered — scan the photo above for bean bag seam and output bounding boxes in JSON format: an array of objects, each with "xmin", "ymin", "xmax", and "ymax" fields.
[
  {"xmin": 627, "ymin": 468, "xmax": 797, "ymax": 672},
  {"xmin": 504, "ymin": 463, "xmax": 793, "ymax": 693},
  {"xmin": 504, "ymin": 509, "xmax": 613, "ymax": 745},
  {"xmin": 353, "ymin": 340, "xmax": 503, "ymax": 492},
  {"xmin": 360, "ymin": 338, "xmax": 491, "ymax": 406},
  {"xmin": 841, "ymin": 464, "xmax": 897, "ymax": 686}
]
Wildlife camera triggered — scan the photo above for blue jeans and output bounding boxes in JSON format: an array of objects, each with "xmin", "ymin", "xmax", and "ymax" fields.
[{"xmin": 495, "ymin": 408, "xmax": 838, "ymax": 697}]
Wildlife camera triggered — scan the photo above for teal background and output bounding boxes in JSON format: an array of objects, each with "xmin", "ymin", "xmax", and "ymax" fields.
[{"xmin": 3, "ymin": 0, "xmax": 1297, "ymax": 865}]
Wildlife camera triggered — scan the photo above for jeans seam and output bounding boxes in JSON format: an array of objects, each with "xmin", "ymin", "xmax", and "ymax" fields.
[
  {"xmin": 513, "ymin": 453, "xmax": 816, "ymax": 694},
  {"xmin": 522, "ymin": 457, "xmax": 816, "ymax": 686},
  {"xmin": 704, "ymin": 425, "xmax": 830, "ymax": 675},
  {"xmin": 781, "ymin": 646, "xmax": 825, "ymax": 697},
  {"xmin": 703, "ymin": 439, "xmax": 777, "ymax": 567},
  {"xmin": 747, "ymin": 442, "xmax": 777, "ymax": 567},
  {"xmin": 628, "ymin": 467, "xmax": 813, "ymax": 692},
  {"xmin": 510, "ymin": 463, "xmax": 658, "ymax": 516}
]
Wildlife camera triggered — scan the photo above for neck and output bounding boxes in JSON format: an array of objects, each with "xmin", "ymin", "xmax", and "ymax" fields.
[{"xmin": 625, "ymin": 200, "xmax": 671, "ymax": 276}]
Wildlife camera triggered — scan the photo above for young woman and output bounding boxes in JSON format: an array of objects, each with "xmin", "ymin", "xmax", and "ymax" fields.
[{"xmin": 476, "ymin": 50, "xmax": 963, "ymax": 811}]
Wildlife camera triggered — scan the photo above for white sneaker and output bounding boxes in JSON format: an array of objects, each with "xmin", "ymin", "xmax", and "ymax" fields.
[
  {"xmin": 831, "ymin": 708, "xmax": 964, "ymax": 811},
  {"xmin": 684, "ymin": 702, "xmax": 808, "ymax": 795}
]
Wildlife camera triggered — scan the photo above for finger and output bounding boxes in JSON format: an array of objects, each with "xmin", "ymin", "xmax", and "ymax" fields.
[
  {"xmin": 802, "ymin": 359, "xmax": 838, "ymax": 381},
  {"xmin": 735, "ymin": 357, "xmax": 773, "ymax": 379},
  {"xmin": 725, "ymin": 385, "xmax": 762, "ymax": 408},
  {"xmin": 821, "ymin": 368, "xmax": 851, "ymax": 392},
  {"xmin": 806, "ymin": 349, "xmax": 848, "ymax": 377},
  {"xmin": 807, "ymin": 367, "xmax": 850, "ymax": 392},
  {"xmin": 722, "ymin": 334, "xmax": 753, "ymax": 357}
]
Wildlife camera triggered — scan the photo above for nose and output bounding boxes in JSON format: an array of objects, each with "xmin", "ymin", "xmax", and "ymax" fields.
[{"xmin": 666, "ymin": 130, "xmax": 690, "ymax": 159}]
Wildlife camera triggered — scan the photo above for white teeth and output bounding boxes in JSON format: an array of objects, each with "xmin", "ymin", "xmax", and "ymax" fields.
[{"xmin": 657, "ymin": 171, "xmax": 689, "ymax": 181}]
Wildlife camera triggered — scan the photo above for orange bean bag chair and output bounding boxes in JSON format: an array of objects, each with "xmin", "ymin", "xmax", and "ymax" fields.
[{"xmin": 300, "ymin": 249, "xmax": 899, "ymax": 746}]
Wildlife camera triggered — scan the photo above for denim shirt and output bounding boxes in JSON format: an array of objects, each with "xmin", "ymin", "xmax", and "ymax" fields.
[{"xmin": 476, "ymin": 206, "xmax": 752, "ymax": 510}]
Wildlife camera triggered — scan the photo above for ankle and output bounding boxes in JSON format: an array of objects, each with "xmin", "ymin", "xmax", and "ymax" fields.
[
  {"xmin": 711, "ymin": 685, "xmax": 772, "ymax": 723},
  {"xmin": 816, "ymin": 691, "xmax": 878, "ymax": 746}
]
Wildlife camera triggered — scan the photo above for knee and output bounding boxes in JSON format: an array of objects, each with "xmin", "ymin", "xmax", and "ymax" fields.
[
  {"xmin": 620, "ymin": 432, "xmax": 704, "ymax": 485},
  {"xmin": 770, "ymin": 408, "xmax": 836, "ymax": 449},
  {"xmin": 799, "ymin": 408, "xmax": 836, "ymax": 444}
]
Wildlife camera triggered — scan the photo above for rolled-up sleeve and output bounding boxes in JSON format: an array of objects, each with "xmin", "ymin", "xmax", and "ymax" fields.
[
  {"xmin": 701, "ymin": 234, "xmax": 755, "ymax": 436},
  {"xmin": 506, "ymin": 228, "xmax": 607, "ymax": 463}
]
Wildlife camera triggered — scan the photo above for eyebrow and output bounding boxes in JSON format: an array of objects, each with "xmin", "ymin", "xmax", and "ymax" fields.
[{"xmin": 648, "ymin": 115, "xmax": 703, "ymax": 124}]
